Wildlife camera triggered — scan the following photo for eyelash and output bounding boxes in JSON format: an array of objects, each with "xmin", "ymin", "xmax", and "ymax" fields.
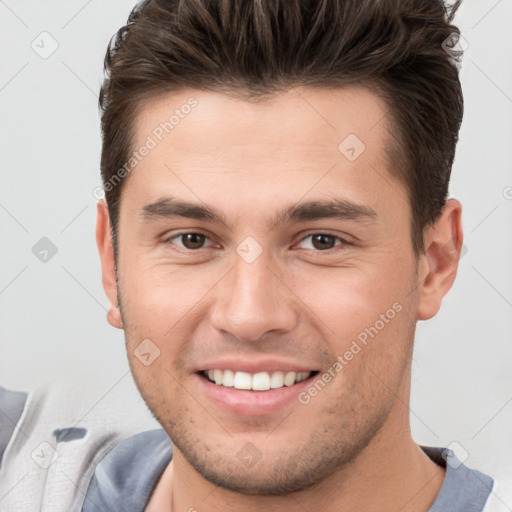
[{"xmin": 163, "ymin": 231, "xmax": 350, "ymax": 253}]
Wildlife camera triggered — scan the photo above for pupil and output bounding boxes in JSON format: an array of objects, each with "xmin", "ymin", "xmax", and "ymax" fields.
[{"xmin": 183, "ymin": 233, "xmax": 204, "ymax": 249}]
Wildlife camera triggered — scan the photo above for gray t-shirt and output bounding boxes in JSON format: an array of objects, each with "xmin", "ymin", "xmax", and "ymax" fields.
[{"xmin": 82, "ymin": 429, "xmax": 494, "ymax": 512}]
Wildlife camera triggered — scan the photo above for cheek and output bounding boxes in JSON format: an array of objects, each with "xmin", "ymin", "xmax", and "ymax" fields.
[
  {"xmin": 118, "ymin": 262, "xmax": 217, "ymax": 377},
  {"xmin": 120, "ymin": 260, "xmax": 204, "ymax": 327},
  {"xmin": 290, "ymin": 258, "xmax": 415, "ymax": 343}
]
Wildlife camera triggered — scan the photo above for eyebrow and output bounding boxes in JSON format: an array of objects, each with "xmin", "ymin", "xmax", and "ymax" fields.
[{"xmin": 140, "ymin": 196, "xmax": 377, "ymax": 230}]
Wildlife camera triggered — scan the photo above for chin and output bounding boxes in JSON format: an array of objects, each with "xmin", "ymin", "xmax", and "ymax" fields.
[{"xmin": 167, "ymin": 420, "xmax": 380, "ymax": 496}]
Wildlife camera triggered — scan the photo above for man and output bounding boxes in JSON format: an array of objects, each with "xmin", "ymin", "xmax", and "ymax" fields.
[{"xmin": 83, "ymin": 0, "xmax": 499, "ymax": 510}]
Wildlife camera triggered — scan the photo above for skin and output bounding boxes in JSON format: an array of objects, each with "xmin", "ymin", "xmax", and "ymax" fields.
[{"xmin": 96, "ymin": 85, "xmax": 463, "ymax": 512}]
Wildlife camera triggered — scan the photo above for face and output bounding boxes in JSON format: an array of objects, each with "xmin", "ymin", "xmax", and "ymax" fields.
[{"xmin": 97, "ymin": 85, "xmax": 458, "ymax": 494}]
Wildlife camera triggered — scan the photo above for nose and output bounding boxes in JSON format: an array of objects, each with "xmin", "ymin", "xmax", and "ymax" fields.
[{"xmin": 210, "ymin": 246, "xmax": 298, "ymax": 343}]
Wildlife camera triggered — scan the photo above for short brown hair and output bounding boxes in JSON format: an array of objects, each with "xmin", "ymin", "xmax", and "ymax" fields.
[{"xmin": 99, "ymin": 0, "xmax": 464, "ymax": 261}]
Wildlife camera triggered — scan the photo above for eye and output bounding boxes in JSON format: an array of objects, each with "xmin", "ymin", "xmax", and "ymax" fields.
[
  {"xmin": 164, "ymin": 231, "xmax": 349, "ymax": 252},
  {"xmin": 166, "ymin": 232, "xmax": 214, "ymax": 250},
  {"xmin": 297, "ymin": 233, "xmax": 347, "ymax": 251}
]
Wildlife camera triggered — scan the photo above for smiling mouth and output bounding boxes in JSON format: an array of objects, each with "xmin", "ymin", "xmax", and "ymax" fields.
[{"xmin": 201, "ymin": 369, "xmax": 319, "ymax": 391}]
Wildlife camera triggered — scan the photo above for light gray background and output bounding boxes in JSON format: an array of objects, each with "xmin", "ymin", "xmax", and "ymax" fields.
[{"xmin": 1, "ymin": 0, "xmax": 511, "ymax": 482}]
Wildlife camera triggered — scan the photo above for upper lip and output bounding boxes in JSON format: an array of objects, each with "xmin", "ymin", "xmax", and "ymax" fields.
[{"xmin": 196, "ymin": 357, "xmax": 317, "ymax": 374}]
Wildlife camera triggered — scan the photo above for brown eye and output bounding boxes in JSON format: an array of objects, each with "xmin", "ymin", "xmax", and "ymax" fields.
[
  {"xmin": 311, "ymin": 234, "xmax": 336, "ymax": 250},
  {"xmin": 298, "ymin": 233, "xmax": 345, "ymax": 251},
  {"xmin": 181, "ymin": 233, "xmax": 205, "ymax": 249},
  {"xmin": 167, "ymin": 232, "xmax": 212, "ymax": 250}
]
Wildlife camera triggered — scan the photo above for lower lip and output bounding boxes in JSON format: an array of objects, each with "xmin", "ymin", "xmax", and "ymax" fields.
[{"xmin": 194, "ymin": 373, "xmax": 316, "ymax": 416}]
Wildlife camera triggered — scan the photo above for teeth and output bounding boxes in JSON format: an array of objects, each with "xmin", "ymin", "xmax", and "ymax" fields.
[
  {"xmin": 213, "ymin": 369, "xmax": 223, "ymax": 385},
  {"xmin": 283, "ymin": 372, "xmax": 296, "ymax": 386},
  {"xmin": 222, "ymin": 369, "xmax": 234, "ymax": 387},
  {"xmin": 296, "ymin": 372, "xmax": 309, "ymax": 382},
  {"xmin": 204, "ymin": 370, "xmax": 312, "ymax": 390},
  {"xmin": 270, "ymin": 371, "xmax": 284, "ymax": 389},
  {"xmin": 233, "ymin": 371, "xmax": 252, "ymax": 390},
  {"xmin": 252, "ymin": 372, "xmax": 271, "ymax": 391}
]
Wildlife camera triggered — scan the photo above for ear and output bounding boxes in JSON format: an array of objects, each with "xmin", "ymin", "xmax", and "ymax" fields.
[
  {"xmin": 96, "ymin": 200, "xmax": 123, "ymax": 329},
  {"xmin": 416, "ymin": 198, "xmax": 463, "ymax": 320}
]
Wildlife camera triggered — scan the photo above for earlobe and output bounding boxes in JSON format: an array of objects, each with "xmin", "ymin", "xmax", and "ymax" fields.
[
  {"xmin": 416, "ymin": 199, "xmax": 463, "ymax": 321},
  {"xmin": 107, "ymin": 305, "xmax": 123, "ymax": 329},
  {"xmin": 96, "ymin": 200, "xmax": 124, "ymax": 329}
]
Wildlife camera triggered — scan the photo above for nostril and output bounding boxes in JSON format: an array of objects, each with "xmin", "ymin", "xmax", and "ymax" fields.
[{"xmin": 52, "ymin": 427, "xmax": 87, "ymax": 443}]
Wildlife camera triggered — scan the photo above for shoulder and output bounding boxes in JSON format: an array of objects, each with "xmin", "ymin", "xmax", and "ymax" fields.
[
  {"xmin": 482, "ymin": 471, "xmax": 512, "ymax": 512},
  {"xmin": 483, "ymin": 465, "xmax": 512, "ymax": 512},
  {"xmin": 0, "ymin": 385, "xmax": 29, "ymax": 467},
  {"xmin": 422, "ymin": 445, "xmax": 495, "ymax": 512},
  {"xmin": 0, "ymin": 379, "xmax": 160, "ymax": 512},
  {"xmin": 82, "ymin": 428, "xmax": 173, "ymax": 512}
]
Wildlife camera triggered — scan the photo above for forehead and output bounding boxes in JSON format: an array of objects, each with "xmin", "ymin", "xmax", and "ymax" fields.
[
  {"xmin": 133, "ymin": 85, "xmax": 391, "ymax": 159},
  {"xmin": 122, "ymin": 85, "xmax": 407, "ymax": 224}
]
